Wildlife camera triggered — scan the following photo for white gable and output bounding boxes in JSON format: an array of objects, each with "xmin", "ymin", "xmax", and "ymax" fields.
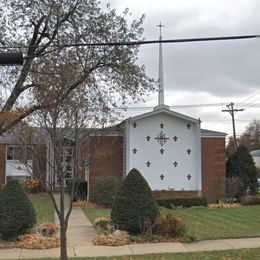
[{"xmin": 125, "ymin": 108, "xmax": 201, "ymax": 192}]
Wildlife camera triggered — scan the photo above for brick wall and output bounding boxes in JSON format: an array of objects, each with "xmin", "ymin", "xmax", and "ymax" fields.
[
  {"xmin": 153, "ymin": 190, "xmax": 199, "ymax": 199},
  {"xmin": 201, "ymin": 137, "xmax": 226, "ymax": 203},
  {"xmin": 83, "ymin": 135, "xmax": 123, "ymax": 200},
  {"xmin": 0, "ymin": 144, "xmax": 6, "ymax": 187}
]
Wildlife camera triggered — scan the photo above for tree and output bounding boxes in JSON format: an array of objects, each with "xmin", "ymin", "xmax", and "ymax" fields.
[
  {"xmin": 111, "ymin": 168, "xmax": 159, "ymax": 235},
  {"xmin": 226, "ymin": 145, "xmax": 258, "ymax": 197},
  {"xmin": 0, "ymin": 2, "xmax": 153, "ymax": 259},
  {"xmin": 239, "ymin": 120, "xmax": 260, "ymax": 151},
  {"xmin": 0, "ymin": 180, "xmax": 36, "ymax": 240},
  {"xmin": 0, "ymin": 0, "xmax": 153, "ymax": 135}
]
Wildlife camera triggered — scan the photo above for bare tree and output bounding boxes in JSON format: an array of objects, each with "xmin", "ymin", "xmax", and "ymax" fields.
[{"xmin": 0, "ymin": 0, "xmax": 154, "ymax": 136}]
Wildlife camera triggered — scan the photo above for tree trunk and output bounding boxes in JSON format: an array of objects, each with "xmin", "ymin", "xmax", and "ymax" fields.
[{"xmin": 59, "ymin": 187, "xmax": 68, "ymax": 260}]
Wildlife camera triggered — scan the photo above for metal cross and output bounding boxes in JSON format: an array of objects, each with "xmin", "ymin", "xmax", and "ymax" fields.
[
  {"xmin": 187, "ymin": 149, "xmax": 191, "ymax": 155},
  {"xmin": 156, "ymin": 22, "xmax": 165, "ymax": 38},
  {"xmin": 160, "ymin": 148, "xmax": 164, "ymax": 154},
  {"xmin": 155, "ymin": 131, "xmax": 169, "ymax": 146},
  {"xmin": 173, "ymin": 161, "xmax": 178, "ymax": 167},
  {"xmin": 187, "ymin": 174, "xmax": 192, "ymax": 180},
  {"xmin": 146, "ymin": 161, "xmax": 151, "ymax": 167},
  {"xmin": 132, "ymin": 122, "xmax": 137, "ymax": 128},
  {"xmin": 187, "ymin": 123, "xmax": 191, "ymax": 129},
  {"xmin": 133, "ymin": 148, "xmax": 137, "ymax": 154},
  {"xmin": 146, "ymin": 135, "xmax": 151, "ymax": 141},
  {"xmin": 160, "ymin": 123, "xmax": 164, "ymax": 129},
  {"xmin": 160, "ymin": 174, "xmax": 165, "ymax": 180},
  {"xmin": 173, "ymin": 136, "xmax": 178, "ymax": 142}
]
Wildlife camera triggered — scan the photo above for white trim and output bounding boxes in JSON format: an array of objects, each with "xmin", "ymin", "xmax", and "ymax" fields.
[
  {"xmin": 129, "ymin": 107, "xmax": 200, "ymax": 124},
  {"xmin": 89, "ymin": 133, "xmax": 122, "ymax": 137},
  {"xmin": 201, "ymin": 135, "xmax": 226, "ymax": 139}
]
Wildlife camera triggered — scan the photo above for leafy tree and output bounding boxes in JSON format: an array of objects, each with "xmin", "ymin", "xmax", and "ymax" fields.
[
  {"xmin": 0, "ymin": 0, "xmax": 153, "ymax": 135},
  {"xmin": 111, "ymin": 168, "xmax": 159, "ymax": 235},
  {"xmin": 0, "ymin": 1, "xmax": 153, "ymax": 259},
  {"xmin": 0, "ymin": 180, "xmax": 36, "ymax": 240},
  {"xmin": 226, "ymin": 145, "xmax": 258, "ymax": 197}
]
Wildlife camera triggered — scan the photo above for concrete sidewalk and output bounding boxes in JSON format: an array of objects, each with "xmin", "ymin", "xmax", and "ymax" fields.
[
  {"xmin": 53, "ymin": 193, "xmax": 97, "ymax": 247},
  {"xmin": 1, "ymin": 237, "xmax": 260, "ymax": 259}
]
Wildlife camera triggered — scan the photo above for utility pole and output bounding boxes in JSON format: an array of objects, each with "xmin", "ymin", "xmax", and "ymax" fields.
[{"xmin": 222, "ymin": 102, "xmax": 244, "ymax": 151}]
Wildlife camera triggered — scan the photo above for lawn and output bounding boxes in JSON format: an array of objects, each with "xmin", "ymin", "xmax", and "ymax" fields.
[
  {"xmin": 18, "ymin": 247, "xmax": 260, "ymax": 259},
  {"xmin": 83, "ymin": 205, "xmax": 260, "ymax": 241},
  {"xmin": 28, "ymin": 193, "xmax": 54, "ymax": 225}
]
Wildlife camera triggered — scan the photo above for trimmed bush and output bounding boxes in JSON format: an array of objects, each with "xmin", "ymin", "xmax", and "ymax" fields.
[
  {"xmin": 111, "ymin": 168, "xmax": 159, "ymax": 235},
  {"xmin": 67, "ymin": 181, "xmax": 87, "ymax": 201},
  {"xmin": 92, "ymin": 176, "xmax": 121, "ymax": 207},
  {"xmin": 153, "ymin": 213, "xmax": 185, "ymax": 238},
  {"xmin": 241, "ymin": 195, "xmax": 260, "ymax": 205},
  {"xmin": 157, "ymin": 197, "xmax": 207, "ymax": 208},
  {"xmin": 0, "ymin": 180, "xmax": 36, "ymax": 240}
]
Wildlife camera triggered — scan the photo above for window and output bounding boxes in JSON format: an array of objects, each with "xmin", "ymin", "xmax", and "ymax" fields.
[
  {"xmin": 6, "ymin": 146, "xmax": 33, "ymax": 161},
  {"xmin": 6, "ymin": 175, "xmax": 31, "ymax": 183}
]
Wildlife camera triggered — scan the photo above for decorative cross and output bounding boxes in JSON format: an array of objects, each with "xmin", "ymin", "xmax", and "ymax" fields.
[
  {"xmin": 146, "ymin": 135, "xmax": 151, "ymax": 141},
  {"xmin": 187, "ymin": 149, "xmax": 191, "ymax": 155},
  {"xmin": 157, "ymin": 22, "xmax": 165, "ymax": 38},
  {"xmin": 160, "ymin": 148, "xmax": 164, "ymax": 154},
  {"xmin": 173, "ymin": 136, "xmax": 178, "ymax": 142},
  {"xmin": 132, "ymin": 122, "xmax": 137, "ymax": 128},
  {"xmin": 155, "ymin": 131, "xmax": 169, "ymax": 146},
  {"xmin": 146, "ymin": 161, "xmax": 151, "ymax": 167},
  {"xmin": 173, "ymin": 161, "xmax": 178, "ymax": 167},
  {"xmin": 160, "ymin": 174, "xmax": 164, "ymax": 180},
  {"xmin": 160, "ymin": 123, "xmax": 164, "ymax": 129},
  {"xmin": 187, "ymin": 174, "xmax": 191, "ymax": 180},
  {"xmin": 133, "ymin": 148, "xmax": 137, "ymax": 154},
  {"xmin": 187, "ymin": 123, "xmax": 191, "ymax": 129}
]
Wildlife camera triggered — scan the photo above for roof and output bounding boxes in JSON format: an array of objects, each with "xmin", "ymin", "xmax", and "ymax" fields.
[
  {"xmin": 201, "ymin": 129, "xmax": 227, "ymax": 138},
  {"xmin": 250, "ymin": 150, "xmax": 260, "ymax": 157},
  {"xmin": 0, "ymin": 125, "xmax": 123, "ymax": 144},
  {"xmin": 127, "ymin": 105, "xmax": 200, "ymax": 124}
]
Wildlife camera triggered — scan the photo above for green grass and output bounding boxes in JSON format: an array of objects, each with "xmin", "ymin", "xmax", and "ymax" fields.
[
  {"xmin": 28, "ymin": 193, "xmax": 54, "ymax": 225},
  {"xmin": 163, "ymin": 205, "xmax": 260, "ymax": 240},
  {"xmin": 14, "ymin": 248, "xmax": 260, "ymax": 259},
  {"xmin": 83, "ymin": 205, "xmax": 260, "ymax": 241},
  {"xmin": 82, "ymin": 208, "xmax": 110, "ymax": 224}
]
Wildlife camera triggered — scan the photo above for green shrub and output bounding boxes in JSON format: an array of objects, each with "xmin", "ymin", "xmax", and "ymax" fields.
[
  {"xmin": 241, "ymin": 195, "xmax": 260, "ymax": 205},
  {"xmin": 92, "ymin": 176, "xmax": 121, "ymax": 207},
  {"xmin": 0, "ymin": 180, "xmax": 36, "ymax": 240},
  {"xmin": 157, "ymin": 197, "xmax": 207, "ymax": 208},
  {"xmin": 226, "ymin": 145, "xmax": 258, "ymax": 197},
  {"xmin": 153, "ymin": 213, "xmax": 185, "ymax": 238},
  {"xmin": 67, "ymin": 180, "xmax": 87, "ymax": 201},
  {"xmin": 111, "ymin": 168, "xmax": 159, "ymax": 235}
]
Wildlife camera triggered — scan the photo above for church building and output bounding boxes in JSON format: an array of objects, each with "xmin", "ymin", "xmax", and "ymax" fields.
[{"xmin": 0, "ymin": 28, "xmax": 227, "ymax": 203}]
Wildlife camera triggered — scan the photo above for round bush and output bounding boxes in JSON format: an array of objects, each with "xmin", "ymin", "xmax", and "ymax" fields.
[
  {"xmin": 0, "ymin": 180, "xmax": 36, "ymax": 240},
  {"xmin": 111, "ymin": 168, "xmax": 159, "ymax": 234}
]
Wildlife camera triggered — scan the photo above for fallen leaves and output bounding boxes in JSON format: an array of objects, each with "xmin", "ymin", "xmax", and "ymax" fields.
[
  {"xmin": 73, "ymin": 200, "xmax": 97, "ymax": 208},
  {"xmin": 209, "ymin": 203, "xmax": 241, "ymax": 209},
  {"xmin": 19, "ymin": 233, "xmax": 60, "ymax": 249},
  {"xmin": 93, "ymin": 230, "xmax": 129, "ymax": 246}
]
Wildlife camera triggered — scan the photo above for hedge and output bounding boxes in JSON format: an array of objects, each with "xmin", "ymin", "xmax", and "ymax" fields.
[{"xmin": 157, "ymin": 197, "xmax": 207, "ymax": 208}]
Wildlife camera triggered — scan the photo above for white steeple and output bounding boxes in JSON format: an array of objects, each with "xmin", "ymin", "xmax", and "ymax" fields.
[
  {"xmin": 158, "ymin": 21, "xmax": 164, "ymax": 105},
  {"xmin": 154, "ymin": 22, "xmax": 169, "ymax": 111}
]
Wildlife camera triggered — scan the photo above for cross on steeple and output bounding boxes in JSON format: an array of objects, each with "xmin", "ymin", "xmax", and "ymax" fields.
[{"xmin": 156, "ymin": 22, "xmax": 164, "ymax": 38}]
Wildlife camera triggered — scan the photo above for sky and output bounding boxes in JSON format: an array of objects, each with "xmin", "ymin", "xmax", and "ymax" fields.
[{"xmin": 107, "ymin": 0, "xmax": 260, "ymax": 139}]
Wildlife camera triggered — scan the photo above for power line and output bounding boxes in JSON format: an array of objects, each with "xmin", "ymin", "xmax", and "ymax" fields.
[{"xmin": 0, "ymin": 34, "xmax": 260, "ymax": 50}]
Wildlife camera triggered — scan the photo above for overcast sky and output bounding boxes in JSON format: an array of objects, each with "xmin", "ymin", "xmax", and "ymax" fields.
[{"xmin": 107, "ymin": 0, "xmax": 260, "ymax": 138}]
